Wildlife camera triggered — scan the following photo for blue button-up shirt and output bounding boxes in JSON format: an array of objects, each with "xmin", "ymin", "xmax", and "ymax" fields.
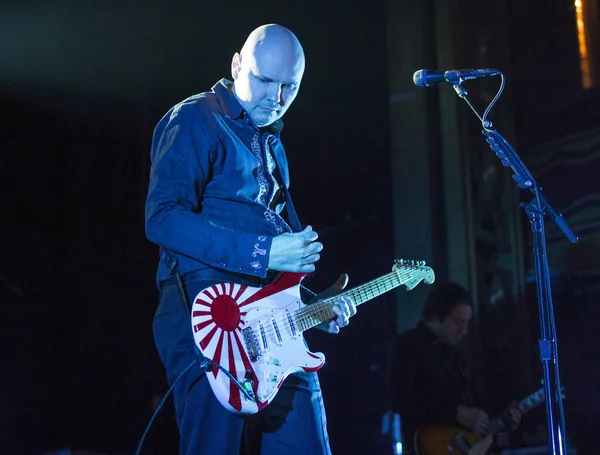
[{"xmin": 145, "ymin": 79, "xmax": 295, "ymax": 284}]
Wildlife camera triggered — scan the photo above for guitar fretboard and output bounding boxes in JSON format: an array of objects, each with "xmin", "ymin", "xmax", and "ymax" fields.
[
  {"xmin": 480, "ymin": 388, "xmax": 546, "ymax": 438},
  {"xmin": 293, "ymin": 267, "xmax": 431, "ymax": 332}
]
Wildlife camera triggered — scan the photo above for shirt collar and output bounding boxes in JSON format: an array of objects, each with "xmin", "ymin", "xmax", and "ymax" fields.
[{"xmin": 212, "ymin": 78, "xmax": 284, "ymax": 134}]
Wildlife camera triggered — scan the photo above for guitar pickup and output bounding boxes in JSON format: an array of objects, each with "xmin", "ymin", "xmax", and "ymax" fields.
[
  {"xmin": 259, "ymin": 322, "xmax": 269, "ymax": 352},
  {"xmin": 271, "ymin": 317, "xmax": 283, "ymax": 344},
  {"xmin": 285, "ymin": 309, "xmax": 297, "ymax": 338}
]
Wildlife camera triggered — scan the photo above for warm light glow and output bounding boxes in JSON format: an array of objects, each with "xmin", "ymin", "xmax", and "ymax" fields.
[{"xmin": 575, "ymin": 0, "xmax": 592, "ymax": 88}]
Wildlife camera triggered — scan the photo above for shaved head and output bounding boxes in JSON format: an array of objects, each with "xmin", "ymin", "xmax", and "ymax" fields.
[
  {"xmin": 239, "ymin": 24, "xmax": 305, "ymax": 75},
  {"xmin": 231, "ymin": 24, "xmax": 305, "ymax": 126}
]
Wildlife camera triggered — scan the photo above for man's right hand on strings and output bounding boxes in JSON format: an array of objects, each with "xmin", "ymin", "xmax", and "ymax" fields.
[{"xmin": 268, "ymin": 225, "xmax": 323, "ymax": 272}]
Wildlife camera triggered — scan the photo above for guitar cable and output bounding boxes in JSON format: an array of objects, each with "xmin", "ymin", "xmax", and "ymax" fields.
[
  {"xmin": 134, "ymin": 356, "xmax": 199, "ymax": 455},
  {"xmin": 135, "ymin": 255, "xmax": 255, "ymax": 455},
  {"xmin": 134, "ymin": 354, "xmax": 254, "ymax": 455}
]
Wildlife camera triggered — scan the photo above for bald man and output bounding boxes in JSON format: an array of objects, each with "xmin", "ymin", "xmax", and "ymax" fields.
[{"xmin": 145, "ymin": 24, "xmax": 356, "ymax": 454}]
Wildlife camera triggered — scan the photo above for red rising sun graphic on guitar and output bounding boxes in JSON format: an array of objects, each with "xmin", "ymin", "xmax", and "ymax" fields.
[{"xmin": 191, "ymin": 261, "xmax": 435, "ymax": 414}]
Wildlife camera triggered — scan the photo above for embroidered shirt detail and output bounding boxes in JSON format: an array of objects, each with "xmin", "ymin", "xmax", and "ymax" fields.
[
  {"xmin": 252, "ymin": 243, "xmax": 267, "ymax": 258},
  {"xmin": 264, "ymin": 135, "xmax": 281, "ymax": 209},
  {"xmin": 250, "ymin": 132, "xmax": 271, "ymax": 208},
  {"xmin": 250, "ymin": 261, "xmax": 262, "ymax": 270},
  {"xmin": 264, "ymin": 209, "xmax": 290, "ymax": 234},
  {"xmin": 248, "ymin": 131, "xmax": 291, "ymax": 234}
]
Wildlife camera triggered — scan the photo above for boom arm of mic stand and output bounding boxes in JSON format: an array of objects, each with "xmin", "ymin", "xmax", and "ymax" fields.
[
  {"xmin": 452, "ymin": 82, "xmax": 577, "ymax": 242},
  {"xmin": 482, "ymin": 129, "xmax": 579, "ymax": 244}
]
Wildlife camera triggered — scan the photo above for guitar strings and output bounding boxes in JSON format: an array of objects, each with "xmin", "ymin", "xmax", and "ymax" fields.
[
  {"xmin": 259, "ymin": 269, "xmax": 416, "ymax": 341},
  {"xmin": 295, "ymin": 269, "xmax": 420, "ymax": 329},
  {"xmin": 254, "ymin": 272, "xmax": 398, "ymax": 341},
  {"xmin": 252, "ymin": 269, "xmax": 421, "ymax": 343},
  {"xmin": 194, "ymin": 268, "xmax": 425, "ymax": 356}
]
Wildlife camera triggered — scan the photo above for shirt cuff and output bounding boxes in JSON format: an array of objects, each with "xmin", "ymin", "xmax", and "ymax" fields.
[{"xmin": 214, "ymin": 233, "xmax": 273, "ymax": 278}]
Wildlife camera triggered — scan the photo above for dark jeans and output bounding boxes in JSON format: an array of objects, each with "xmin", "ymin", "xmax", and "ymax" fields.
[{"xmin": 153, "ymin": 275, "xmax": 332, "ymax": 455}]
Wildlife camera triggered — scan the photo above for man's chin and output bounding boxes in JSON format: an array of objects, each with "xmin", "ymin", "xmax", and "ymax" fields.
[
  {"xmin": 252, "ymin": 114, "xmax": 275, "ymax": 127},
  {"xmin": 252, "ymin": 108, "xmax": 282, "ymax": 127}
]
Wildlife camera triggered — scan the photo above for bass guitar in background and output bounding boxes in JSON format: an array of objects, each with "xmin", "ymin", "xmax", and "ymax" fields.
[{"xmin": 415, "ymin": 386, "xmax": 566, "ymax": 455}]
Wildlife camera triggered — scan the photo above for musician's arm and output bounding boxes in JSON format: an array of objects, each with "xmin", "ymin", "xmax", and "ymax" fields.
[{"xmin": 145, "ymin": 109, "xmax": 274, "ymax": 277}]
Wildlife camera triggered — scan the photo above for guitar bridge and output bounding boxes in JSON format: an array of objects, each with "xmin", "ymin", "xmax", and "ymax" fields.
[{"xmin": 241, "ymin": 326, "xmax": 261, "ymax": 362}]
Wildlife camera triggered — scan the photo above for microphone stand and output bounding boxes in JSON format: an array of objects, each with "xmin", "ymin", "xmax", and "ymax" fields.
[{"xmin": 451, "ymin": 78, "xmax": 575, "ymax": 455}]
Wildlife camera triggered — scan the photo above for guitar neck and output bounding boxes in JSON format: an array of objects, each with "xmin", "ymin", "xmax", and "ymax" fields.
[
  {"xmin": 481, "ymin": 416, "xmax": 508, "ymax": 438},
  {"xmin": 293, "ymin": 270, "xmax": 404, "ymax": 332},
  {"xmin": 480, "ymin": 388, "xmax": 546, "ymax": 438}
]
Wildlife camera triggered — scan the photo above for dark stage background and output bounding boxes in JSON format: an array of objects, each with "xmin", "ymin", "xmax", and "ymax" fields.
[{"xmin": 1, "ymin": 1, "xmax": 394, "ymax": 454}]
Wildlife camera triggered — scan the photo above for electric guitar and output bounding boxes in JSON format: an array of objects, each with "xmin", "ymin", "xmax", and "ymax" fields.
[
  {"xmin": 414, "ymin": 386, "xmax": 561, "ymax": 455},
  {"xmin": 190, "ymin": 259, "xmax": 435, "ymax": 414}
]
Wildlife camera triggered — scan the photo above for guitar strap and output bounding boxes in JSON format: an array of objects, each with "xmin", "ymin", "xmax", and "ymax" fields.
[
  {"xmin": 281, "ymin": 182, "xmax": 303, "ymax": 233},
  {"xmin": 269, "ymin": 158, "xmax": 321, "ymax": 301},
  {"xmin": 269, "ymin": 148, "xmax": 303, "ymax": 233},
  {"xmin": 162, "ymin": 248, "xmax": 195, "ymax": 312},
  {"xmin": 268, "ymin": 151, "xmax": 324, "ymax": 301}
]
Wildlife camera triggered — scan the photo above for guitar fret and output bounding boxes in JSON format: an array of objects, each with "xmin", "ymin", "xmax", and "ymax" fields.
[
  {"xmin": 293, "ymin": 267, "xmax": 433, "ymax": 332},
  {"xmin": 479, "ymin": 387, "xmax": 549, "ymax": 438}
]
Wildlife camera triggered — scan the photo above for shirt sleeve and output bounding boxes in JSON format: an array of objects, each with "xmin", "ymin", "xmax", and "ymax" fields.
[{"xmin": 145, "ymin": 107, "xmax": 273, "ymax": 277}]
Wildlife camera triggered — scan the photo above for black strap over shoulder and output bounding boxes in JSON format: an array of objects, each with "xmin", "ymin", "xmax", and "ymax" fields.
[
  {"xmin": 280, "ymin": 183, "xmax": 303, "ymax": 233},
  {"xmin": 160, "ymin": 247, "xmax": 193, "ymax": 312},
  {"xmin": 268, "ymin": 148, "xmax": 303, "ymax": 233}
]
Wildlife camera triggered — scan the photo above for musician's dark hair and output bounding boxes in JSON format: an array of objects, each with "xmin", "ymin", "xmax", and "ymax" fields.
[{"xmin": 422, "ymin": 282, "xmax": 473, "ymax": 321}]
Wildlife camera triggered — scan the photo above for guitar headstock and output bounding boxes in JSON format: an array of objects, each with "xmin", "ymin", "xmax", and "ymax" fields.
[{"xmin": 392, "ymin": 259, "xmax": 436, "ymax": 290}]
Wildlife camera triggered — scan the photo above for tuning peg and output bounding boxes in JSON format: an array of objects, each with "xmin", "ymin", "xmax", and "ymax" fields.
[{"xmin": 394, "ymin": 259, "xmax": 428, "ymax": 268}]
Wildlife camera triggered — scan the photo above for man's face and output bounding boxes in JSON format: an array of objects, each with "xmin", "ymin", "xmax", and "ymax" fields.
[
  {"xmin": 438, "ymin": 302, "xmax": 472, "ymax": 345},
  {"xmin": 231, "ymin": 50, "xmax": 303, "ymax": 127}
]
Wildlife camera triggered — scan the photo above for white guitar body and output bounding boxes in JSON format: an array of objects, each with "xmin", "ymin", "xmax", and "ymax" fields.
[
  {"xmin": 191, "ymin": 261, "xmax": 435, "ymax": 414},
  {"xmin": 191, "ymin": 272, "xmax": 322, "ymax": 414}
]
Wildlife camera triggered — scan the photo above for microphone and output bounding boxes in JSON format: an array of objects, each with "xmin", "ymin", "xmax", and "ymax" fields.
[{"xmin": 413, "ymin": 68, "xmax": 501, "ymax": 87}]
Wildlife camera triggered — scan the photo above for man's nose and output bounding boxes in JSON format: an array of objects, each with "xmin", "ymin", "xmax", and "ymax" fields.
[{"xmin": 267, "ymin": 84, "xmax": 284, "ymax": 105}]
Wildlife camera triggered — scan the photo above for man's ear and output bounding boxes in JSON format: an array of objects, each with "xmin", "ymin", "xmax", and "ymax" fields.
[{"xmin": 231, "ymin": 52, "xmax": 242, "ymax": 80}]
